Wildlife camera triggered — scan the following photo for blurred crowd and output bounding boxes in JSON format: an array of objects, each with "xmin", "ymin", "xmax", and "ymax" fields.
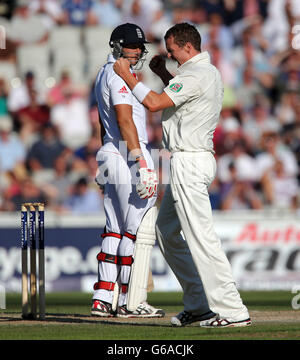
[{"xmin": 0, "ymin": 0, "xmax": 299, "ymax": 214}]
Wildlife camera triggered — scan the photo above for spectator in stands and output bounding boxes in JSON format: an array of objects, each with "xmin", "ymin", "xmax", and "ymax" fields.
[
  {"xmin": 220, "ymin": 161, "xmax": 263, "ymax": 210},
  {"xmin": 235, "ymin": 65, "xmax": 264, "ymax": 111},
  {"xmin": 7, "ymin": 71, "xmax": 45, "ymax": 118},
  {"xmin": 223, "ymin": 0, "xmax": 268, "ymax": 26},
  {"xmin": 232, "ymin": 28, "xmax": 274, "ymax": 92},
  {"xmin": 0, "ymin": 114, "xmax": 26, "ymax": 172},
  {"xmin": 210, "ymin": 43, "xmax": 235, "ymax": 87},
  {"xmin": 0, "ymin": 169, "xmax": 23, "ymax": 211},
  {"xmin": 218, "ymin": 139, "xmax": 258, "ymax": 185},
  {"xmin": 274, "ymin": 51, "xmax": 300, "ymax": 99},
  {"xmin": 85, "ymin": 152, "xmax": 99, "ymax": 184},
  {"xmin": 255, "ymin": 130, "xmax": 299, "ymax": 182},
  {"xmin": 8, "ymin": 0, "xmax": 49, "ymax": 45},
  {"xmin": 41, "ymin": 153, "xmax": 74, "ymax": 211},
  {"xmin": 150, "ymin": 9, "xmax": 173, "ymax": 44},
  {"xmin": 280, "ymin": 121, "xmax": 300, "ymax": 176},
  {"xmin": 274, "ymin": 91, "xmax": 297, "ymax": 128},
  {"xmin": 190, "ymin": 4, "xmax": 209, "ymax": 34},
  {"xmin": 209, "ymin": 177, "xmax": 222, "ymax": 210},
  {"xmin": 70, "ymin": 129, "xmax": 102, "ymax": 186},
  {"xmin": 148, "ymin": 122, "xmax": 163, "ymax": 150},
  {"xmin": 202, "ymin": 11, "xmax": 234, "ymax": 61},
  {"xmin": 262, "ymin": 0, "xmax": 300, "ymax": 54},
  {"xmin": 28, "ymin": 0, "xmax": 64, "ymax": 29},
  {"xmin": 247, "ymin": 15, "xmax": 271, "ymax": 54},
  {"xmin": 91, "ymin": 0, "xmax": 121, "ymax": 27},
  {"xmin": 26, "ymin": 122, "xmax": 67, "ymax": 172},
  {"xmin": 261, "ymin": 158, "xmax": 299, "ymax": 210},
  {"xmin": 63, "ymin": 176, "xmax": 103, "ymax": 214},
  {"xmin": 16, "ymin": 88, "xmax": 50, "ymax": 146},
  {"xmin": 8, "ymin": 177, "xmax": 47, "ymax": 211},
  {"xmin": 0, "ymin": 78, "xmax": 9, "ymax": 115},
  {"xmin": 61, "ymin": 0, "xmax": 97, "ymax": 26},
  {"xmin": 47, "ymin": 70, "xmax": 87, "ymax": 107},
  {"xmin": 50, "ymin": 87, "xmax": 92, "ymax": 150},
  {"xmin": 242, "ymin": 99, "xmax": 281, "ymax": 152},
  {"xmin": 74, "ymin": 131, "xmax": 100, "ymax": 161},
  {"xmin": 170, "ymin": 4, "xmax": 194, "ymax": 24},
  {"xmin": 162, "ymin": 0, "xmax": 194, "ymax": 14},
  {"xmin": 121, "ymin": 0, "xmax": 163, "ymax": 38},
  {"xmin": 196, "ymin": 0, "xmax": 223, "ymax": 15},
  {"xmin": 216, "ymin": 107, "xmax": 248, "ymax": 156}
]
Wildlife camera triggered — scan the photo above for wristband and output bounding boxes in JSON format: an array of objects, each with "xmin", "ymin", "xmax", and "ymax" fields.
[
  {"xmin": 135, "ymin": 154, "xmax": 144, "ymax": 161},
  {"xmin": 132, "ymin": 82, "xmax": 151, "ymax": 103},
  {"xmin": 135, "ymin": 154, "xmax": 147, "ymax": 168}
]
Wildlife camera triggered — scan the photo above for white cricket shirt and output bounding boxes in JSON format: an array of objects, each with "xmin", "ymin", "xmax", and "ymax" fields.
[
  {"xmin": 162, "ymin": 51, "xmax": 224, "ymax": 153},
  {"xmin": 94, "ymin": 54, "xmax": 148, "ymax": 145}
]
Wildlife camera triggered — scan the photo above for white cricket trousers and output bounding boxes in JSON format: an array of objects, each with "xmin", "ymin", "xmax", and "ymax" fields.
[
  {"xmin": 156, "ymin": 151, "xmax": 249, "ymax": 320},
  {"xmin": 93, "ymin": 142, "xmax": 156, "ymax": 306}
]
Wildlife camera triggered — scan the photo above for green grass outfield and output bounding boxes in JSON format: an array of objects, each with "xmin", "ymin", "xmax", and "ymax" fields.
[{"xmin": 1, "ymin": 291, "xmax": 300, "ymax": 340}]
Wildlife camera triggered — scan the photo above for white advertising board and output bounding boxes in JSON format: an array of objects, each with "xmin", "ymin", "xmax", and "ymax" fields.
[{"xmin": 153, "ymin": 214, "xmax": 300, "ymax": 291}]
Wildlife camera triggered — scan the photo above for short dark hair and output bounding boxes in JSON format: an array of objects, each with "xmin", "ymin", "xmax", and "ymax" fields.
[{"xmin": 164, "ymin": 23, "xmax": 201, "ymax": 51}]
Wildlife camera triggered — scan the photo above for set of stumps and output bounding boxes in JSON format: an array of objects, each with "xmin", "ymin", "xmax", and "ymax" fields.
[{"xmin": 21, "ymin": 203, "xmax": 45, "ymax": 320}]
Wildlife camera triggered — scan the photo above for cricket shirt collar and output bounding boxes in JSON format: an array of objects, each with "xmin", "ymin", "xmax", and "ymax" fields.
[{"xmin": 178, "ymin": 51, "xmax": 211, "ymax": 74}]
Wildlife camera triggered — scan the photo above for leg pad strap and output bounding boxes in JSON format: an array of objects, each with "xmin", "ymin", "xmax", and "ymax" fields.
[
  {"xmin": 97, "ymin": 251, "xmax": 134, "ymax": 266},
  {"xmin": 94, "ymin": 281, "xmax": 115, "ymax": 291}
]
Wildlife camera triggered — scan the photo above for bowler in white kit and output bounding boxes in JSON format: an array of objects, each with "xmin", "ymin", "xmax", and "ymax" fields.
[{"xmin": 114, "ymin": 22, "xmax": 251, "ymax": 327}]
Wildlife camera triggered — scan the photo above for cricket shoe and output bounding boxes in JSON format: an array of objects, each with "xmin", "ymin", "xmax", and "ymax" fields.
[
  {"xmin": 171, "ymin": 310, "xmax": 216, "ymax": 327},
  {"xmin": 199, "ymin": 314, "xmax": 252, "ymax": 328},
  {"xmin": 117, "ymin": 302, "xmax": 165, "ymax": 318},
  {"xmin": 91, "ymin": 299, "xmax": 114, "ymax": 317}
]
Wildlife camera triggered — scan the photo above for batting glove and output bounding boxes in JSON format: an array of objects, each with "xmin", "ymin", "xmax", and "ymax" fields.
[{"xmin": 136, "ymin": 156, "xmax": 158, "ymax": 199}]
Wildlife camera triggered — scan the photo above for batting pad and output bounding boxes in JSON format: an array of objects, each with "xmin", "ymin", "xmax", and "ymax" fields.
[{"xmin": 127, "ymin": 206, "xmax": 157, "ymax": 311}]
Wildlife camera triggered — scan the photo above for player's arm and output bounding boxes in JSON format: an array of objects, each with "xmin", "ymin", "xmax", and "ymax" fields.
[
  {"xmin": 113, "ymin": 58, "xmax": 174, "ymax": 112},
  {"xmin": 114, "ymin": 103, "xmax": 143, "ymax": 159},
  {"xmin": 142, "ymin": 90, "xmax": 174, "ymax": 113},
  {"xmin": 114, "ymin": 103, "xmax": 158, "ymax": 199}
]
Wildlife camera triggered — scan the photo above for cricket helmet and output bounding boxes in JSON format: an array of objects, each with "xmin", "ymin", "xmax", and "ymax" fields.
[
  {"xmin": 109, "ymin": 23, "xmax": 149, "ymax": 69},
  {"xmin": 110, "ymin": 23, "xmax": 149, "ymax": 48}
]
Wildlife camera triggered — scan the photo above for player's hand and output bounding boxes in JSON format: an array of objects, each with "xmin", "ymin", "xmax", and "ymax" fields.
[
  {"xmin": 113, "ymin": 57, "xmax": 131, "ymax": 77},
  {"xmin": 136, "ymin": 158, "xmax": 158, "ymax": 199},
  {"xmin": 149, "ymin": 55, "xmax": 167, "ymax": 76},
  {"xmin": 137, "ymin": 168, "xmax": 158, "ymax": 199}
]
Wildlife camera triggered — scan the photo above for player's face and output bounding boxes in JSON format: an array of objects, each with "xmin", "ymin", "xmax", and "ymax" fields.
[
  {"xmin": 122, "ymin": 44, "xmax": 143, "ymax": 66},
  {"xmin": 165, "ymin": 36, "xmax": 188, "ymax": 66}
]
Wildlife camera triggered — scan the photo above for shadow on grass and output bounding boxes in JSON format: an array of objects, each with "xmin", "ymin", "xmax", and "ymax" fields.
[{"xmin": 1, "ymin": 312, "xmax": 172, "ymax": 327}]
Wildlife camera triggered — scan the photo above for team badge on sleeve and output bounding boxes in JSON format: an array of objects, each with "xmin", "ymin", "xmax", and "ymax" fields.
[{"xmin": 169, "ymin": 83, "xmax": 183, "ymax": 93}]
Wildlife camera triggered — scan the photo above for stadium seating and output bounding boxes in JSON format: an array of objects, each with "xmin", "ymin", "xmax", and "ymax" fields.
[
  {"xmin": 48, "ymin": 25, "xmax": 82, "ymax": 50},
  {"xmin": 0, "ymin": 61, "xmax": 17, "ymax": 83},
  {"xmin": 83, "ymin": 26, "xmax": 112, "ymax": 82},
  {"xmin": 17, "ymin": 44, "xmax": 50, "ymax": 83},
  {"xmin": 83, "ymin": 26, "xmax": 112, "ymax": 52},
  {"xmin": 52, "ymin": 45, "xmax": 85, "ymax": 84}
]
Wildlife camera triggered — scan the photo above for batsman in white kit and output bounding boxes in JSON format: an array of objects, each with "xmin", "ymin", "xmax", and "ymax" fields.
[
  {"xmin": 114, "ymin": 23, "xmax": 251, "ymax": 327},
  {"xmin": 91, "ymin": 23, "xmax": 164, "ymax": 318}
]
